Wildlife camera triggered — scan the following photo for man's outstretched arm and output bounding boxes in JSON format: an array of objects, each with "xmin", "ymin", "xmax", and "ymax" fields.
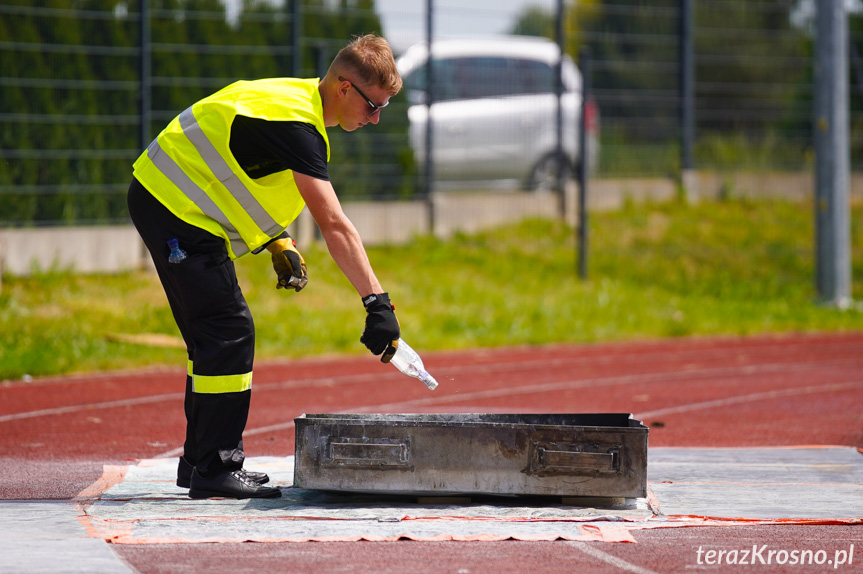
[{"xmin": 293, "ymin": 171, "xmax": 382, "ymax": 298}]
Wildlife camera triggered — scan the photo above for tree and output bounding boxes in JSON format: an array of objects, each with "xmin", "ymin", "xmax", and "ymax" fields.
[{"xmin": 0, "ymin": 0, "xmax": 416, "ymax": 225}]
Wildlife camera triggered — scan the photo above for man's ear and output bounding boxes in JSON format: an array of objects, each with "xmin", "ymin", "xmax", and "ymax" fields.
[{"xmin": 337, "ymin": 78, "xmax": 351, "ymax": 99}]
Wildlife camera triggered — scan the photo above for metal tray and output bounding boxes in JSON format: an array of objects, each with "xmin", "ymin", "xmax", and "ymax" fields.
[{"xmin": 293, "ymin": 413, "xmax": 648, "ymax": 498}]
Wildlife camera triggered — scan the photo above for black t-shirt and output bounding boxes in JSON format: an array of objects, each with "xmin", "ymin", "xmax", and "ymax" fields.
[{"xmin": 229, "ymin": 115, "xmax": 329, "ymax": 181}]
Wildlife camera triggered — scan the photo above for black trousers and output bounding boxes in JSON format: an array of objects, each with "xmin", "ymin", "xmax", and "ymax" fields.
[{"xmin": 127, "ymin": 178, "xmax": 255, "ymax": 477}]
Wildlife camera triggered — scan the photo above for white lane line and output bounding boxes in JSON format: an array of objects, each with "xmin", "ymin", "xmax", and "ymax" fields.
[
  {"xmin": 635, "ymin": 381, "xmax": 862, "ymax": 420},
  {"xmin": 256, "ymin": 355, "xmax": 863, "ymax": 394},
  {"xmin": 0, "ymin": 367, "xmax": 690, "ymax": 423},
  {"xmin": 9, "ymin": 336, "xmax": 861, "ymax": 389},
  {"xmin": 0, "ymin": 392, "xmax": 184, "ymax": 423},
  {"xmin": 154, "ymin": 381, "xmax": 863, "ymax": 459},
  {"xmin": 304, "ymin": 366, "xmax": 861, "ymax": 412},
  {"xmin": 567, "ymin": 541, "xmax": 660, "ymax": 574},
  {"xmin": 4, "ymin": 358, "xmax": 860, "ymax": 426}
]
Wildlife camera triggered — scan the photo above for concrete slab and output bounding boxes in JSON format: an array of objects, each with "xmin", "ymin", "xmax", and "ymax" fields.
[
  {"xmin": 647, "ymin": 446, "xmax": 863, "ymax": 520},
  {"xmin": 0, "ymin": 501, "xmax": 132, "ymax": 574}
]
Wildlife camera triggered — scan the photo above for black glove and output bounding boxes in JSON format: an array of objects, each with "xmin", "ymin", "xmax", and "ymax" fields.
[
  {"xmin": 360, "ymin": 293, "xmax": 400, "ymax": 358},
  {"xmin": 266, "ymin": 233, "xmax": 308, "ymax": 292}
]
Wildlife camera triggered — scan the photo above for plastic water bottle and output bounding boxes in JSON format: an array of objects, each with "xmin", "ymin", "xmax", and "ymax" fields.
[
  {"xmin": 167, "ymin": 238, "xmax": 187, "ymax": 264},
  {"xmin": 389, "ymin": 339, "xmax": 439, "ymax": 390}
]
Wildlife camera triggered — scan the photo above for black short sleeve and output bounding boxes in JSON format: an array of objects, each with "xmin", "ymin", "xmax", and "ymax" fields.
[{"xmin": 229, "ymin": 116, "xmax": 329, "ymax": 181}]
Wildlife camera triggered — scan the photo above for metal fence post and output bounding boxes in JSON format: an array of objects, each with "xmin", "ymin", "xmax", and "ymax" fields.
[
  {"xmin": 814, "ymin": 0, "xmax": 852, "ymax": 308},
  {"xmin": 291, "ymin": 0, "xmax": 302, "ymax": 76},
  {"xmin": 578, "ymin": 46, "xmax": 592, "ymax": 281},
  {"xmin": 425, "ymin": 0, "xmax": 435, "ymax": 235},
  {"xmin": 679, "ymin": 0, "xmax": 695, "ymax": 199},
  {"xmin": 555, "ymin": 0, "xmax": 565, "ymax": 211},
  {"xmin": 139, "ymin": 0, "xmax": 151, "ymax": 152},
  {"xmin": 313, "ymin": 42, "xmax": 328, "ymax": 78}
]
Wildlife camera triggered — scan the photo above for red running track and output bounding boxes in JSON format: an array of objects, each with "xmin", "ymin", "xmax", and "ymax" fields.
[{"xmin": 1, "ymin": 331, "xmax": 862, "ymax": 573}]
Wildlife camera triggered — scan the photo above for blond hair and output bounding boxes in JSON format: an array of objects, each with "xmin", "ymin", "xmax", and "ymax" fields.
[{"xmin": 327, "ymin": 34, "xmax": 402, "ymax": 95}]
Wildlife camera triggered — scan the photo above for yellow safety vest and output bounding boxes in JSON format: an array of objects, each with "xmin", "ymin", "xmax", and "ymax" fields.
[{"xmin": 133, "ymin": 78, "xmax": 330, "ymax": 259}]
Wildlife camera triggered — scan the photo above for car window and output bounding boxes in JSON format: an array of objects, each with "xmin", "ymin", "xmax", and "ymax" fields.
[
  {"xmin": 458, "ymin": 57, "xmax": 508, "ymax": 99},
  {"xmin": 512, "ymin": 58, "xmax": 556, "ymax": 94},
  {"xmin": 404, "ymin": 56, "xmax": 557, "ymax": 103},
  {"xmin": 458, "ymin": 57, "xmax": 555, "ymax": 99},
  {"xmin": 402, "ymin": 58, "xmax": 459, "ymax": 103}
]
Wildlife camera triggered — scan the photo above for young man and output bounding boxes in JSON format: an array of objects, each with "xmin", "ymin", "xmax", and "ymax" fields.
[{"xmin": 127, "ymin": 35, "xmax": 402, "ymax": 499}]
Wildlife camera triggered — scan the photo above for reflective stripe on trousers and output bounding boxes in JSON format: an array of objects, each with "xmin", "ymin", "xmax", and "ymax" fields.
[{"xmin": 188, "ymin": 360, "xmax": 253, "ymax": 394}]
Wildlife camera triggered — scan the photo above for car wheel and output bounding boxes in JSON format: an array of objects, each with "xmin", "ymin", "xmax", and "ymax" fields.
[{"xmin": 528, "ymin": 153, "xmax": 571, "ymax": 192}]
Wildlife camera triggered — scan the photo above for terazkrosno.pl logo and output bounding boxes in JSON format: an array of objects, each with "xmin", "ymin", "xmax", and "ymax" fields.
[{"xmin": 695, "ymin": 545, "xmax": 854, "ymax": 568}]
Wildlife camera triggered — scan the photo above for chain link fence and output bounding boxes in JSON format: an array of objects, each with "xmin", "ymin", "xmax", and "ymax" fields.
[{"xmin": 0, "ymin": 0, "xmax": 859, "ymax": 229}]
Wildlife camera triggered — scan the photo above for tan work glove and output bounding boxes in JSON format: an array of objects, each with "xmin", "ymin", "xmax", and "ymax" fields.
[{"xmin": 266, "ymin": 232, "xmax": 308, "ymax": 292}]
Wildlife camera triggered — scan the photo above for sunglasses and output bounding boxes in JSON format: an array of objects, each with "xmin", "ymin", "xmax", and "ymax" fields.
[{"xmin": 339, "ymin": 76, "xmax": 389, "ymax": 118}]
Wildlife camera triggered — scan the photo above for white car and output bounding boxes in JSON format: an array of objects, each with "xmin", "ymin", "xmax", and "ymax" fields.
[{"xmin": 397, "ymin": 36, "xmax": 599, "ymax": 191}]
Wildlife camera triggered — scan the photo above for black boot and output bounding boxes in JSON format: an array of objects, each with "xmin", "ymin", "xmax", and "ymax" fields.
[
  {"xmin": 177, "ymin": 456, "xmax": 270, "ymax": 488},
  {"xmin": 188, "ymin": 468, "xmax": 281, "ymax": 499}
]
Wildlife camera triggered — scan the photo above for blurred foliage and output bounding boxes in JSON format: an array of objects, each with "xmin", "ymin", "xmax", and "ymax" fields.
[{"xmin": 0, "ymin": 0, "xmax": 414, "ymax": 226}]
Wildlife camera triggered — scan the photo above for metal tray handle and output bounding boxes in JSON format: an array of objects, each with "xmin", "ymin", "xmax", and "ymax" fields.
[
  {"xmin": 324, "ymin": 440, "xmax": 410, "ymax": 467},
  {"xmin": 535, "ymin": 446, "xmax": 620, "ymax": 472}
]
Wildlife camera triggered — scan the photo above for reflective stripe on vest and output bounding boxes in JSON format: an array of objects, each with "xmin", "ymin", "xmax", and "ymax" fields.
[
  {"xmin": 177, "ymin": 107, "xmax": 283, "ymax": 242},
  {"xmin": 146, "ymin": 138, "xmax": 248, "ymax": 258},
  {"xmin": 188, "ymin": 360, "xmax": 253, "ymax": 394},
  {"xmin": 133, "ymin": 78, "xmax": 327, "ymax": 259}
]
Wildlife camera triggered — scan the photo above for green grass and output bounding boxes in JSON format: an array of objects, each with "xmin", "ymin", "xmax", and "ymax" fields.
[
  {"xmin": 597, "ymin": 131, "xmax": 811, "ymax": 177},
  {"xmin": 2, "ymin": 197, "xmax": 862, "ymax": 380}
]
